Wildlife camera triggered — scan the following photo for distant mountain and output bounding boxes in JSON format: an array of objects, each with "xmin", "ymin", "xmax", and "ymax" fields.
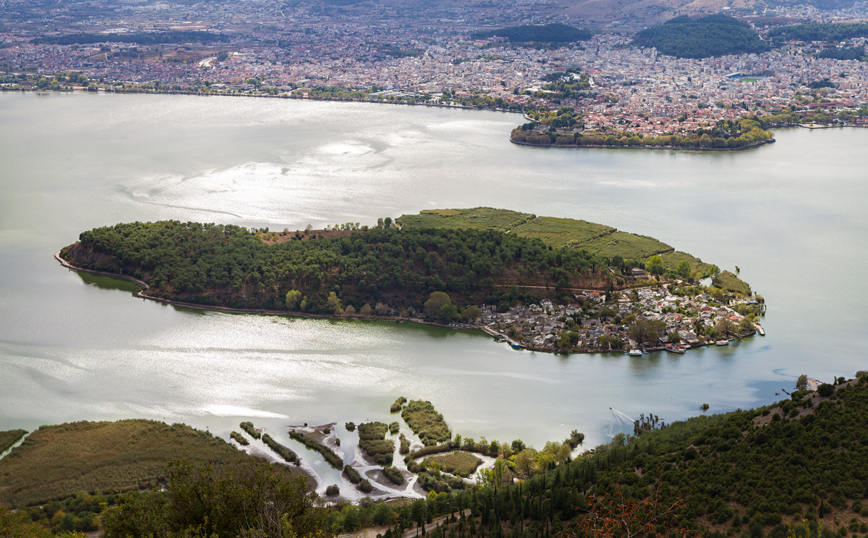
[
  {"xmin": 471, "ymin": 23, "xmax": 592, "ymax": 44},
  {"xmin": 632, "ymin": 14, "xmax": 769, "ymax": 58}
]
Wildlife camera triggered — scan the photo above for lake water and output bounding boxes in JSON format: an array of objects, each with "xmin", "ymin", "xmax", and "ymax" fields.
[{"xmin": 1, "ymin": 92, "xmax": 866, "ymax": 489}]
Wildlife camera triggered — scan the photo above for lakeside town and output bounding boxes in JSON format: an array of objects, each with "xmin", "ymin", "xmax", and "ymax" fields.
[
  {"xmin": 472, "ymin": 278, "xmax": 765, "ymax": 354},
  {"xmin": 3, "ymin": 0, "xmax": 868, "ymax": 139}
]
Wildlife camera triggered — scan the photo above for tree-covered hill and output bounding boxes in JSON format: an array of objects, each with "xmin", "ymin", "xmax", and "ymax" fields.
[
  {"xmin": 60, "ymin": 221, "xmax": 605, "ymax": 316},
  {"xmin": 632, "ymin": 14, "xmax": 769, "ymax": 59},
  {"xmin": 471, "ymin": 23, "xmax": 592, "ymax": 44},
  {"xmin": 768, "ymin": 22, "xmax": 868, "ymax": 45},
  {"xmin": 327, "ymin": 375, "xmax": 868, "ymax": 538}
]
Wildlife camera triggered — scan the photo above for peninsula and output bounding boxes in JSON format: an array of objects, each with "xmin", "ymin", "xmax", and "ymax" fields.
[{"xmin": 58, "ymin": 208, "xmax": 763, "ymax": 354}]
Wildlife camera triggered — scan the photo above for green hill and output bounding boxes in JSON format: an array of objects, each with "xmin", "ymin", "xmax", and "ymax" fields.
[
  {"xmin": 633, "ymin": 14, "xmax": 769, "ymax": 59},
  {"xmin": 472, "ymin": 23, "xmax": 592, "ymax": 44}
]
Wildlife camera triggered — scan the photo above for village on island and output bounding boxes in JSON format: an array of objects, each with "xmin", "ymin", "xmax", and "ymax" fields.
[{"xmin": 472, "ymin": 278, "xmax": 765, "ymax": 355}]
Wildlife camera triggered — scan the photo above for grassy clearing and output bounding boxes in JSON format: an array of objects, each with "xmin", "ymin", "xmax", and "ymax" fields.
[
  {"xmin": 398, "ymin": 208, "xmax": 675, "ymax": 263},
  {"xmin": 397, "ymin": 208, "xmax": 535, "ymax": 232},
  {"xmin": 357, "ymin": 422, "xmax": 394, "ymax": 465},
  {"xmin": 512, "ymin": 216, "xmax": 614, "ymax": 248},
  {"xmin": 579, "ymin": 231, "xmax": 672, "ymax": 260},
  {"xmin": 0, "ymin": 429, "xmax": 27, "ymax": 454},
  {"xmin": 659, "ymin": 251, "xmax": 715, "ymax": 277},
  {"xmin": 423, "ymin": 451, "xmax": 483, "ymax": 478},
  {"xmin": 713, "ymin": 270, "xmax": 752, "ymax": 295},
  {"xmin": 401, "ymin": 400, "xmax": 451, "ymax": 446},
  {"xmin": 0, "ymin": 420, "xmax": 245, "ymax": 508},
  {"xmin": 288, "ymin": 430, "xmax": 343, "ymax": 469}
]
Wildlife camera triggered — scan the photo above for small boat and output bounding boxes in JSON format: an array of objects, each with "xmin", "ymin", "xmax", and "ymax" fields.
[
  {"xmin": 716, "ymin": 339, "xmax": 730, "ymax": 346},
  {"xmin": 628, "ymin": 349, "xmax": 643, "ymax": 356},
  {"xmin": 511, "ymin": 343, "xmax": 522, "ymax": 350},
  {"xmin": 755, "ymin": 324, "xmax": 765, "ymax": 336},
  {"xmin": 666, "ymin": 344, "xmax": 686, "ymax": 354}
]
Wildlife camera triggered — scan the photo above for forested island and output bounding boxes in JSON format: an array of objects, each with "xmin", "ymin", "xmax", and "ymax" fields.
[
  {"xmin": 58, "ymin": 208, "xmax": 762, "ymax": 354},
  {"xmin": 3, "ymin": 374, "xmax": 868, "ymax": 538}
]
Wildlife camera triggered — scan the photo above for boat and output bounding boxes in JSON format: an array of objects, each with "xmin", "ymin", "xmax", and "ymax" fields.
[
  {"xmin": 666, "ymin": 344, "xmax": 686, "ymax": 354},
  {"xmin": 628, "ymin": 349, "xmax": 643, "ymax": 356},
  {"xmin": 511, "ymin": 343, "xmax": 522, "ymax": 350},
  {"xmin": 715, "ymin": 339, "xmax": 730, "ymax": 346},
  {"xmin": 755, "ymin": 323, "xmax": 765, "ymax": 336}
]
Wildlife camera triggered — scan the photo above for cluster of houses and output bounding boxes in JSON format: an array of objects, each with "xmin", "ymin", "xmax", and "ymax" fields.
[{"xmin": 474, "ymin": 284, "xmax": 761, "ymax": 354}]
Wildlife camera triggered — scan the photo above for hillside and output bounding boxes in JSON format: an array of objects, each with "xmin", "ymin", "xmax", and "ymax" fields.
[
  {"xmin": 397, "ymin": 208, "xmax": 718, "ymax": 276},
  {"xmin": 632, "ymin": 14, "xmax": 769, "ymax": 58},
  {"xmin": 328, "ymin": 375, "xmax": 868, "ymax": 538},
  {"xmin": 471, "ymin": 23, "xmax": 592, "ymax": 44},
  {"xmin": 0, "ymin": 420, "xmax": 248, "ymax": 508}
]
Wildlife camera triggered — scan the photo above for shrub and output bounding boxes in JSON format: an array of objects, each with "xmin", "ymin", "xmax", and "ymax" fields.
[
  {"xmin": 343, "ymin": 465, "xmax": 362, "ymax": 484},
  {"xmin": 325, "ymin": 485, "xmax": 340, "ymax": 496},
  {"xmin": 345, "ymin": 422, "xmax": 355, "ymax": 431},
  {"xmin": 262, "ymin": 434, "xmax": 297, "ymax": 463},
  {"xmin": 239, "ymin": 422, "xmax": 261, "ymax": 440},
  {"xmin": 383, "ymin": 466, "xmax": 404, "ymax": 485},
  {"xmin": 230, "ymin": 432, "xmax": 249, "ymax": 446},
  {"xmin": 818, "ymin": 383, "xmax": 835, "ymax": 397},
  {"xmin": 358, "ymin": 479, "xmax": 373, "ymax": 493}
]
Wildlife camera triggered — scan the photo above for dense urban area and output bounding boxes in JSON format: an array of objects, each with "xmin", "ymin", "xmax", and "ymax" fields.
[{"xmin": 3, "ymin": 0, "xmax": 868, "ymax": 141}]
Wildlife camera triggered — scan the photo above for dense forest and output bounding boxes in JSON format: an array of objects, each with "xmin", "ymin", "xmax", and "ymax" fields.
[
  {"xmin": 632, "ymin": 15, "xmax": 769, "ymax": 59},
  {"xmin": 60, "ymin": 221, "xmax": 604, "ymax": 320},
  {"xmin": 817, "ymin": 46, "xmax": 866, "ymax": 61},
  {"xmin": 471, "ymin": 24, "xmax": 592, "ymax": 44},
  {"xmin": 32, "ymin": 31, "xmax": 230, "ymax": 46},
  {"xmin": 768, "ymin": 22, "xmax": 868, "ymax": 45}
]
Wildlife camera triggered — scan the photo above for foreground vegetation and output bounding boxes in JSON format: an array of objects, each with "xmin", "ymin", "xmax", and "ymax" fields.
[
  {"xmin": 328, "ymin": 375, "xmax": 868, "ymax": 538},
  {"xmin": 0, "ymin": 429, "xmax": 27, "ymax": 454},
  {"xmin": 0, "ymin": 420, "xmax": 245, "ymax": 508}
]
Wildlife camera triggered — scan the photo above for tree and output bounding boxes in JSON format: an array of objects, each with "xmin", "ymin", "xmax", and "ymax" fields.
[
  {"xmin": 327, "ymin": 291, "xmax": 343, "ymax": 315},
  {"xmin": 796, "ymin": 374, "xmax": 808, "ymax": 390},
  {"xmin": 424, "ymin": 292, "xmax": 452, "ymax": 317},
  {"xmin": 514, "ymin": 449, "xmax": 537, "ymax": 477},
  {"xmin": 285, "ymin": 289, "xmax": 302, "ymax": 310},
  {"xmin": 715, "ymin": 318, "xmax": 737, "ymax": 338},
  {"xmin": 646, "ymin": 255, "xmax": 665, "ymax": 276},
  {"xmin": 676, "ymin": 261, "xmax": 691, "ymax": 280},
  {"xmin": 360, "ymin": 303, "xmax": 373, "ymax": 316},
  {"xmin": 460, "ymin": 305, "xmax": 482, "ymax": 323}
]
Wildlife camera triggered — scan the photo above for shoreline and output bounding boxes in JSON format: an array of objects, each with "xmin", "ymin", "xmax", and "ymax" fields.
[
  {"xmin": 55, "ymin": 251, "xmax": 758, "ymax": 356},
  {"xmin": 510, "ymin": 137, "xmax": 776, "ymax": 152}
]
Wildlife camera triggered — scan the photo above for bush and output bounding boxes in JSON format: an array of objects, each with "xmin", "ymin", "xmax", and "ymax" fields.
[
  {"xmin": 262, "ymin": 434, "xmax": 297, "ymax": 463},
  {"xmin": 343, "ymin": 465, "xmax": 362, "ymax": 484},
  {"xmin": 818, "ymin": 383, "xmax": 835, "ymax": 397},
  {"xmin": 325, "ymin": 485, "xmax": 340, "ymax": 496},
  {"xmin": 230, "ymin": 432, "xmax": 249, "ymax": 446},
  {"xmin": 358, "ymin": 479, "xmax": 373, "ymax": 493},
  {"xmin": 345, "ymin": 422, "xmax": 355, "ymax": 431},
  {"xmin": 383, "ymin": 466, "xmax": 404, "ymax": 485},
  {"xmin": 239, "ymin": 422, "xmax": 261, "ymax": 440}
]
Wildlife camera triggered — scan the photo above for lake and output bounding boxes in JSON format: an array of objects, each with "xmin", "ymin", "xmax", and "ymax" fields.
[{"xmin": 1, "ymin": 92, "xmax": 866, "ymax": 488}]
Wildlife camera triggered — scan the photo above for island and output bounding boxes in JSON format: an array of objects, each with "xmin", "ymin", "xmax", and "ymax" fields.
[{"xmin": 57, "ymin": 208, "xmax": 764, "ymax": 354}]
